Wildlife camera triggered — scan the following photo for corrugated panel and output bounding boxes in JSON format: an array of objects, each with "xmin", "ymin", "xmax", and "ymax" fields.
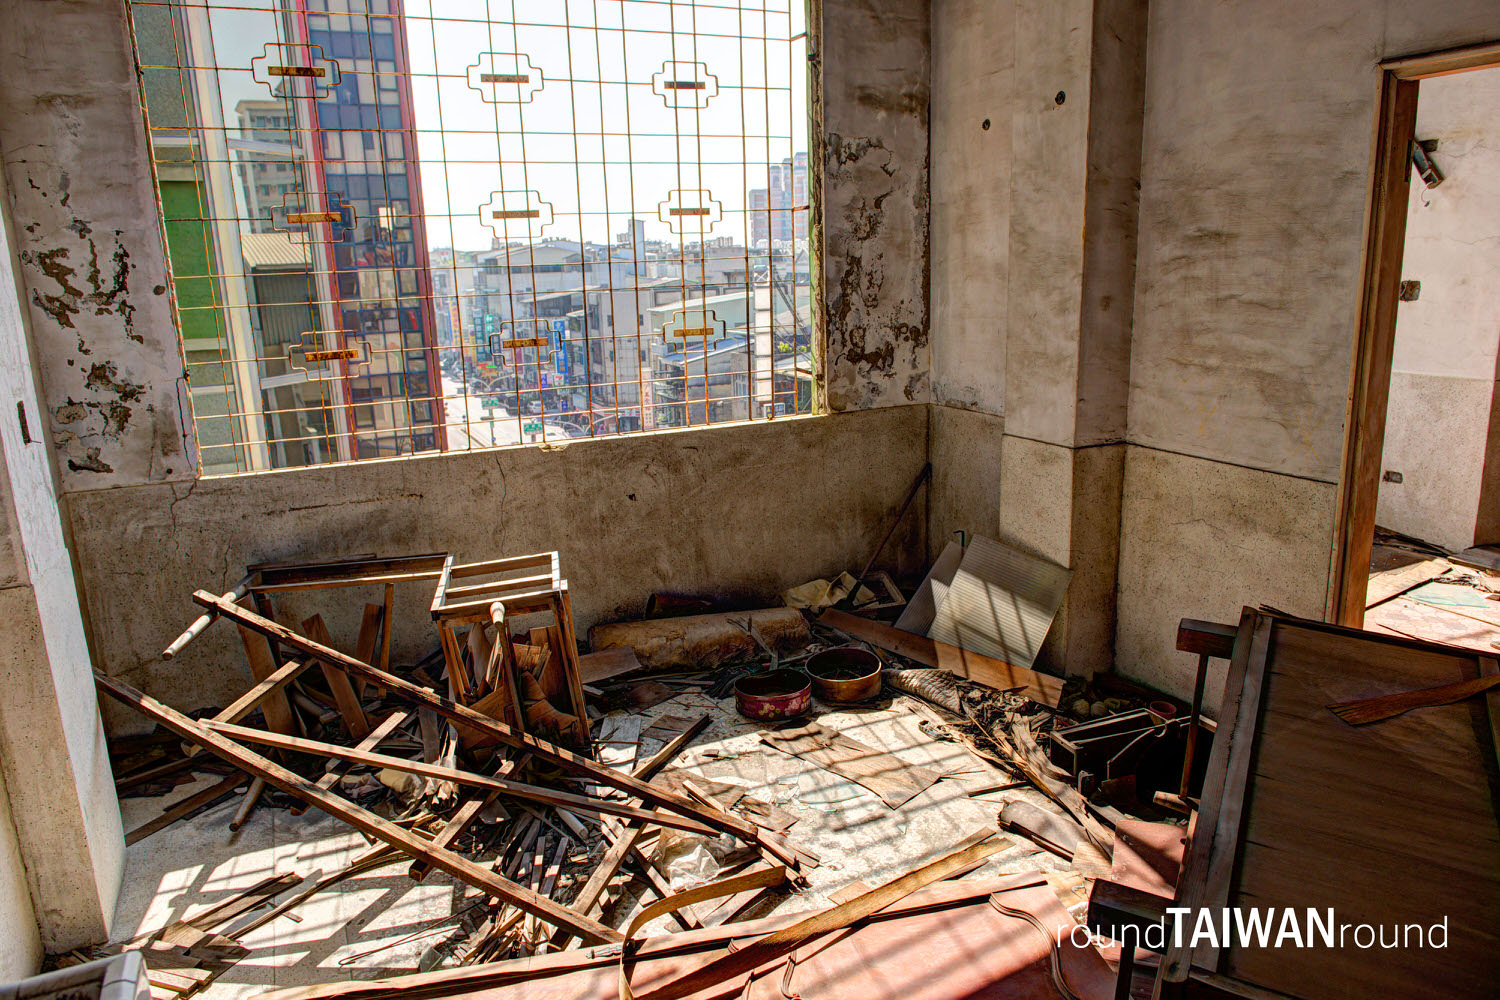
[
  {"xmin": 240, "ymin": 231, "xmax": 310, "ymax": 270},
  {"xmin": 251, "ymin": 272, "xmax": 317, "ymax": 352},
  {"xmin": 894, "ymin": 539, "xmax": 963, "ymax": 634},
  {"xmin": 926, "ymin": 535, "xmax": 1071, "ymax": 669}
]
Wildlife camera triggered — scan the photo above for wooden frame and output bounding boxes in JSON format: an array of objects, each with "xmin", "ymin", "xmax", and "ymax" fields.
[
  {"xmin": 164, "ymin": 553, "xmax": 449, "ymax": 680},
  {"xmin": 189, "ymin": 589, "xmax": 758, "ymax": 840},
  {"xmin": 1159, "ymin": 608, "xmax": 1500, "ymax": 998},
  {"xmin": 1329, "ymin": 40, "xmax": 1500, "ymax": 627},
  {"xmin": 430, "ymin": 552, "xmax": 590, "ymax": 748}
]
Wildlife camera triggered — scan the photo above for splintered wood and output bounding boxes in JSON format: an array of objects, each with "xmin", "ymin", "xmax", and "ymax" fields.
[{"xmin": 118, "ymin": 551, "xmax": 823, "ymax": 962}]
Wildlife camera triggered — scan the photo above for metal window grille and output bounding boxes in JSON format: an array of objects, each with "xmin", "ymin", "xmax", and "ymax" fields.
[{"xmin": 129, "ymin": 0, "xmax": 816, "ymax": 475}]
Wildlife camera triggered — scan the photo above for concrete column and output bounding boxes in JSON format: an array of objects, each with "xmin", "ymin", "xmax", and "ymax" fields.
[
  {"xmin": 0, "ymin": 151, "xmax": 123, "ymax": 956},
  {"xmin": 928, "ymin": 0, "xmax": 1146, "ymax": 677},
  {"xmin": 997, "ymin": 0, "xmax": 1147, "ymax": 676}
]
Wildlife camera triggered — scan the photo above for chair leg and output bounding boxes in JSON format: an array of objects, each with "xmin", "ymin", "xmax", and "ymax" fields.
[{"xmin": 1115, "ymin": 945, "xmax": 1136, "ymax": 1000}]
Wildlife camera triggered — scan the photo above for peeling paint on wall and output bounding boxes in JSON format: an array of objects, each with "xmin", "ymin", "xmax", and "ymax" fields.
[
  {"xmin": 14, "ymin": 217, "xmax": 164, "ymax": 476},
  {"xmin": 820, "ymin": 0, "xmax": 932, "ymax": 412},
  {"xmin": 825, "ymin": 133, "xmax": 931, "ymax": 408},
  {"xmin": 0, "ymin": 0, "xmax": 192, "ymax": 490}
]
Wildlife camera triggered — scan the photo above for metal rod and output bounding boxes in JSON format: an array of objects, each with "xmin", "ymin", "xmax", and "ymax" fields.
[
  {"xmin": 162, "ymin": 576, "xmax": 252, "ymax": 659},
  {"xmin": 846, "ymin": 462, "xmax": 933, "ymax": 604}
]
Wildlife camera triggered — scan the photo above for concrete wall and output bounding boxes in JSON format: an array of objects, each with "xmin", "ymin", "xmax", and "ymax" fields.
[
  {"xmin": 1117, "ymin": 0, "xmax": 1500, "ymax": 705},
  {"xmin": 930, "ymin": 0, "xmax": 1012, "ymax": 417},
  {"xmin": 0, "ymin": 0, "xmax": 192, "ymax": 494},
  {"xmin": 0, "ymin": 764, "xmax": 41, "ymax": 978},
  {"xmin": 820, "ymin": 0, "xmax": 933, "ymax": 411},
  {"xmin": 1377, "ymin": 68, "xmax": 1500, "ymax": 552},
  {"xmin": 72, "ymin": 407, "xmax": 930, "ymax": 728},
  {"xmin": 0, "ymin": 198, "xmax": 44, "ymax": 978},
  {"xmin": 0, "ymin": 130, "xmax": 121, "ymax": 960}
]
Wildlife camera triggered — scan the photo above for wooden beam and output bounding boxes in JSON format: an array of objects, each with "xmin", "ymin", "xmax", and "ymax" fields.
[
  {"xmin": 411, "ymin": 792, "xmax": 497, "ymax": 881},
  {"xmin": 96, "ymin": 671, "xmax": 622, "ymax": 945},
  {"xmin": 314, "ymin": 710, "xmax": 411, "ymax": 792},
  {"xmin": 1175, "ymin": 619, "xmax": 1237, "ymax": 659},
  {"xmin": 256, "ymin": 874, "xmax": 1045, "ymax": 1000},
  {"xmin": 234, "ymin": 625, "xmax": 301, "ymax": 738},
  {"xmin": 192, "ymin": 590, "xmax": 754, "ymax": 839},
  {"xmin": 819, "ymin": 609, "xmax": 1063, "ymax": 706},
  {"xmin": 1383, "ymin": 40, "xmax": 1500, "ymax": 80},
  {"xmin": 211, "ymin": 656, "xmax": 315, "ymax": 727},
  {"xmin": 379, "ymin": 584, "xmax": 395, "ymax": 674},
  {"xmin": 205, "ymin": 721, "xmax": 719, "ymax": 837},
  {"xmin": 352, "ymin": 602, "xmax": 384, "ymax": 700},
  {"xmin": 625, "ymin": 828, "xmax": 1011, "ymax": 1000},
  {"xmin": 114, "ymin": 755, "xmax": 195, "ymax": 792},
  {"xmin": 239, "ymin": 846, "xmax": 401, "ymax": 936}
]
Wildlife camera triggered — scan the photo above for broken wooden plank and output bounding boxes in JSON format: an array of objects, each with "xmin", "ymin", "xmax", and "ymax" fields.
[
  {"xmin": 192, "ymin": 591, "xmax": 752, "ymax": 839},
  {"xmin": 155, "ymin": 872, "xmax": 302, "ymax": 949},
  {"xmin": 577, "ymin": 646, "xmax": 644, "ymax": 685},
  {"xmin": 1366, "ymin": 556, "xmax": 1454, "ymax": 607},
  {"xmin": 624, "ymin": 828, "xmax": 1011, "ymax": 1000},
  {"xmin": 125, "ymin": 772, "xmax": 248, "ymax": 846},
  {"xmin": 290, "ymin": 709, "xmax": 410, "ymax": 819},
  {"xmin": 114, "ymin": 755, "xmax": 196, "ymax": 792},
  {"xmin": 1327, "ymin": 666, "xmax": 1500, "ymax": 725},
  {"xmin": 617, "ymin": 825, "xmax": 700, "ymax": 932},
  {"xmin": 351, "ymin": 602, "xmax": 384, "ymax": 700},
  {"xmin": 679, "ymin": 779, "xmax": 808, "ymax": 872},
  {"xmin": 819, "ymin": 608, "xmax": 1063, "ymax": 706},
  {"xmin": 550, "ymin": 716, "xmax": 712, "ymax": 949},
  {"xmin": 759, "ymin": 722, "xmax": 942, "ymax": 809},
  {"xmin": 409, "ymin": 792, "xmax": 498, "ymax": 882},
  {"xmin": 641, "ymin": 713, "xmax": 698, "ymax": 742},
  {"xmin": 238, "ymin": 846, "xmax": 400, "ymax": 936},
  {"xmin": 410, "ymin": 752, "xmax": 530, "ymax": 881},
  {"xmin": 302, "ymin": 615, "xmax": 372, "ymax": 739},
  {"xmin": 96, "ymin": 671, "xmax": 622, "ymax": 945},
  {"xmin": 205, "ymin": 721, "xmax": 719, "ymax": 836},
  {"xmin": 259, "ymin": 874, "xmax": 1047, "ymax": 1000},
  {"xmin": 689, "ymin": 861, "xmax": 780, "ymax": 927},
  {"xmin": 211, "ymin": 656, "xmax": 315, "ymax": 728},
  {"xmin": 234, "ymin": 625, "xmax": 301, "ymax": 738}
]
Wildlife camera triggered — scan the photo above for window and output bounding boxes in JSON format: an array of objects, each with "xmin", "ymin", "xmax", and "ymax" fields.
[{"xmin": 131, "ymin": 0, "xmax": 815, "ymax": 475}]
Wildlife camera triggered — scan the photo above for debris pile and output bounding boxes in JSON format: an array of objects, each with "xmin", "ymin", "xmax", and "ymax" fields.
[{"xmin": 89, "ymin": 537, "xmax": 1219, "ymax": 999}]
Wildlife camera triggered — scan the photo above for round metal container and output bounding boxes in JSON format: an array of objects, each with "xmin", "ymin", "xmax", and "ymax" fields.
[
  {"xmin": 806, "ymin": 646, "xmax": 883, "ymax": 703},
  {"xmin": 733, "ymin": 669, "xmax": 812, "ymax": 721}
]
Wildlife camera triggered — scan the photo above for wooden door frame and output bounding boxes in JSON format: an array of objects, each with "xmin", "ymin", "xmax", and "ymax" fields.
[{"xmin": 1328, "ymin": 40, "xmax": 1500, "ymax": 627}]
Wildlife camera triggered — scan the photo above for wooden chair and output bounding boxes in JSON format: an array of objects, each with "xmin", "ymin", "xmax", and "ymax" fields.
[{"xmin": 431, "ymin": 552, "xmax": 591, "ymax": 751}]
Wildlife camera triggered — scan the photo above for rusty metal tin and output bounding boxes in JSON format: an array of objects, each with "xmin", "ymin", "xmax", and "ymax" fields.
[
  {"xmin": 806, "ymin": 646, "xmax": 883, "ymax": 703},
  {"xmin": 733, "ymin": 668, "xmax": 812, "ymax": 721}
]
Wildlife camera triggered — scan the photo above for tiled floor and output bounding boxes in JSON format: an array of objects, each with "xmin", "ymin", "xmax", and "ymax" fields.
[{"xmin": 1365, "ymin": 544, "xmax": 1500, "ymax": 652}]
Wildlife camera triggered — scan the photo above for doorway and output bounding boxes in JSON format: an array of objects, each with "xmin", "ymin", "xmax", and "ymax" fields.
[{"xmin": 1331, "ymin": 40, "xmax": 1500, "ymax": 650}]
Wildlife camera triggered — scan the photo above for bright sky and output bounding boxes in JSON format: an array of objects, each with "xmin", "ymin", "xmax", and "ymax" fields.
[{"xmin": 187, "ymin": 0, "xmax": 809, "ymax": 253}]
